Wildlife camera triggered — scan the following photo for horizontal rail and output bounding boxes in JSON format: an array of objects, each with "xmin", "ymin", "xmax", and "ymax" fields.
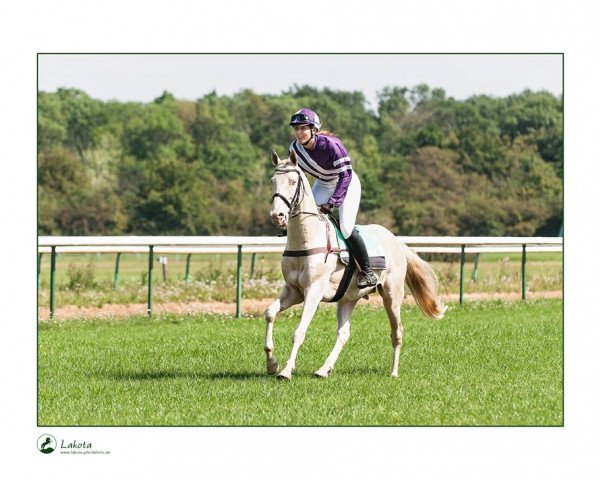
[
  {"xmin": 36, "ymin": 245, "xmax": 287, "ymax": 255},
  {"xmin": 38, "ymin": 235, "xmax": 562, "ymax": 248},
  {"xmin": 414, "ymin": 245, "xmax": 562, "ymax": 254},
  {"xmin": 38, "ymin": 236, "xmax": 288, "ymax": 247},
  {"xmin": 37, "ymin": 244, "xmax": 563, "ymax": 255},
  {"xmin": 399, "ymin": 236, "xmax": 562, "ymax": 246}
]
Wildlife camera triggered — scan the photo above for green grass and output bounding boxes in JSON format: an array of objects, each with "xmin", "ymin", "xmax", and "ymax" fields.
[{"xmin": 38, "ymin": 299, "xmax": 563, "ymax": 426}]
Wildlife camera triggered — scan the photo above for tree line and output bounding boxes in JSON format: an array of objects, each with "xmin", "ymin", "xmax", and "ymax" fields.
[{"xmin": 38, "ymin": 84, "xmax": 563, "ymax": 237}]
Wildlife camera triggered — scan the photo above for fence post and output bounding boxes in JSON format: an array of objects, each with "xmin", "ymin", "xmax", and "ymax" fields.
[
  {"xmin": 38, "ymin": 253, "xmax": 43, "ymax": 289},
  {"xmin": 50, "ymin": 246, "xmax": 56, "ymax": 319},
  {"xmin": 147, "ymin": 246, "xmax": 154, "ymax": 317},
  {"xmin": 185, "ymin": 254, "xmax": 192, "ymax": 284},
  {"xmin": 250, "ymin": 253, "xmax": 257, "ymax": 279},
  {"xmin": 471, "ymin": 253, "xmax": 480, "ymax": 282},
  {"xmin": 521, "ymin": 244, "xmax": 527, "ymax": 300},
  {"xmin": 159, "ymin": 256, "xmax": 168, "ymax": 282},
  {"xmin": 236, "ymin": 245, "xmax": 243, "ymax": 319},
  {"xmin": 459, "ymin": 245, "xmax": 466, "ymax": 305},
  {"xmin": 113, "ymin": 252, "xmax": 122, "ymax": 290}
]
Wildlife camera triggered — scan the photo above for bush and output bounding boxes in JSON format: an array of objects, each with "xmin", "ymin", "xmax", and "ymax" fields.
[{"xmin": 66, "ymin": 259, "xmax": 97, "ymax": 291}]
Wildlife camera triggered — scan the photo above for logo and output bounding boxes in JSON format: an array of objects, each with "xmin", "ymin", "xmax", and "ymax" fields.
[{"xmin": 37, "ymin": 434, "xmax": 57, "ymax": 454}]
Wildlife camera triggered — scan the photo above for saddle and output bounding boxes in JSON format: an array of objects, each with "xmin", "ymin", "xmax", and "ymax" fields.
[{"xmin": 327, "ymin": 217, "xmax": 387, "ymax": 302}]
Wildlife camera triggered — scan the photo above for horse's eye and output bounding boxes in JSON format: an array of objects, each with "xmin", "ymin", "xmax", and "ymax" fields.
[{"xmin": 289, "ymin": 179, "xmax": 296, "ymax": 186}]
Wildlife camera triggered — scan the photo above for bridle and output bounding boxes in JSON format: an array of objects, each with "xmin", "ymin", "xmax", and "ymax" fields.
[
  {"xmin": 271, "ymin": 167, "xmax": 316, "ymax": 218},
  {"xmin": 271, "ymin": 166, "xmax": 343, "ymax": 262}
]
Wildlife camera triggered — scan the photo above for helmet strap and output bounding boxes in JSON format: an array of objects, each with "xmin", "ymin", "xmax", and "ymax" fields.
[{"xmin": 301, "ymin": 128, "xmax": 315, "ymax": 146}]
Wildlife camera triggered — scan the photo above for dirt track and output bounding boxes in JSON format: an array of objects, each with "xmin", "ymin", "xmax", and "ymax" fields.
[{"xmin": 38, "ymin": 291, "xmax": 562, "ymax": 321}]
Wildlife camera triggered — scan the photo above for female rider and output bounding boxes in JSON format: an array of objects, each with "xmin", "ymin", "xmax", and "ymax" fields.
[{"xmin": 288, "ymin": 108, "xmax": 378, "ymax": 288}]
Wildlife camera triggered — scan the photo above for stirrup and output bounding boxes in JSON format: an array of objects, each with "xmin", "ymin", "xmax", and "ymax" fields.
[{"xmin": 357, "ymin": 271, "xmax": 378, "ymax": 288}]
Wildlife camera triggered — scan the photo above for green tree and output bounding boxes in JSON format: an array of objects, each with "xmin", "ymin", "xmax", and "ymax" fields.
[
  {"xmin": 124, "ymin": 92, "xmax": 194, "ymax": 160},
  {"xmin": 38, "ymin": 147, "xmax": 126, "ymax": 234},
  {"xmin": 37, "ymin": 85, "xmax": 563, "ymax": 237},
  {"xmin": 38, "ymin": 92, "xmax": 67, "ymax": 152},
  {"xmin": 56, "ymin": 88, "xmax": 106, "ymax": 159}
]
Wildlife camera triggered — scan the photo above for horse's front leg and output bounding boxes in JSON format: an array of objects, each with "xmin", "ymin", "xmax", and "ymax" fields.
[
  {"xmin": 264, "ymin": 284, "xmax": 303, "ymax": 375},
  {"xmin": 277, "ymin": 284, "xmax": 324, "ymax": 380}
]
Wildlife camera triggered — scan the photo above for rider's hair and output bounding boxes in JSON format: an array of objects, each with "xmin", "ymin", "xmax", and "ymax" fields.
[{"xmin": 316, "ymin": 128, "xmax": 337, "ymax": 137}]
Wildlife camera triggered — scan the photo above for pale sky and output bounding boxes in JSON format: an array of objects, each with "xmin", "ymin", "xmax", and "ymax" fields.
[{"xmin": 38, "ymin": 54, "xmax": 562, "ymax": 109}]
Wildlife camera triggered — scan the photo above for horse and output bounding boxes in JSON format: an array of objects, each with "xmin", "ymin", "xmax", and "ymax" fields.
[{"xmin": 264, "ymin": 149, "xmax": 447, "ymax": 379}]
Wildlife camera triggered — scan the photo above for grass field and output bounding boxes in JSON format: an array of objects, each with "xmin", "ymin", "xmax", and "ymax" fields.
[
  {"xmin": 37, "ymin": 251, "xmax": 562, "ymax": 307},
  {"xmin": 38, "ymin": 299, "xmax": 563, "ymax": 426}
]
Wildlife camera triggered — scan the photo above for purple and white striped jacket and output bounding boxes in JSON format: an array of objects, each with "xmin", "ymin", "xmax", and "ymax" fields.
[{"xmin": 289, "ymin": 135, "xmax": 353, "ymax": 207}]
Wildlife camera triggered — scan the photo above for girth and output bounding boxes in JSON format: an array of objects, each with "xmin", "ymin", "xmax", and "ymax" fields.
[
  {"xmin": 282, "ymin": 220, "xmax": 343, "ymax": 263},
  {"xmin": 282, "ymin": 246, "xmax": 337, "ymax": 257}
]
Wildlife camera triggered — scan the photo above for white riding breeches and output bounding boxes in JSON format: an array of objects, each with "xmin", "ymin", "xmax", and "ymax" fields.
[{"xmin": 312, "ymin": 172, "xmax": 362, "ymax": 239}]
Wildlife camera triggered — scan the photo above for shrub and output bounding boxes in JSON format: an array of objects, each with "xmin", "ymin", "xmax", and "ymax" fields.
[{"xmin": 66, "ymin": 259, "xmax": 97, "ymax": 291}]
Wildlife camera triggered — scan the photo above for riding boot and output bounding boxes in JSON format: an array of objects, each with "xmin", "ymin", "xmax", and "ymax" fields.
[{"xmin": 345, "ymin": 228, "xmax": 378, "ymax": 288}]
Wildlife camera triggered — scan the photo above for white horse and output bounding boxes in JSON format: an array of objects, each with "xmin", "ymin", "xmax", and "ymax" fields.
[{"xmin": 265, "ymin": 149, "xmax": 447, "ymax": 379}]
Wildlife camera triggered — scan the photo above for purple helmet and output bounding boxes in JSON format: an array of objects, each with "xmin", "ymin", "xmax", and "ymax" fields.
[{"xmin": 289, "ymin": 108, "xmax": 321, "ymax": 130}]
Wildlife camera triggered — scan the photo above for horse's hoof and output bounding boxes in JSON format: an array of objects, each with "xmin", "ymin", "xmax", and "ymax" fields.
[
  {"xmin": 391, "ymin": 372, "xmax": 399, "ymax": 379},
  {"xmin": 276, "ymin": 371, "xmax": 292, "ymax": 381},
  {"xmin": 314, "ymin": 367, "xmax": 330, "ymax": 378},
  {"xmin": 267, "ymin": 359, "xmax": 279, "ymax": 375}
]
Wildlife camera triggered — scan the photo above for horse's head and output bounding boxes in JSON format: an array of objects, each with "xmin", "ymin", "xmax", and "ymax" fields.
[{"xmin": 270, "ymin": 149, "xmax": 304, "ymax": 228}]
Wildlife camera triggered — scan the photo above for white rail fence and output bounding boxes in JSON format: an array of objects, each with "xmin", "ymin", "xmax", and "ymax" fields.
[{"xmin": 38, "ymin": 236, "xmax": 563, "ymax": 318}]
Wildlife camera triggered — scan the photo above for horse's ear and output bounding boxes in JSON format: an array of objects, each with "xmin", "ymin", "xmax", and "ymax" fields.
[
  {"xmin": 289, "ymin": 149, "xmax": 298, "ymax": 166},
  {"xmin": 271, "ymin": 149, "xmax": 281, "ymax": 167}
]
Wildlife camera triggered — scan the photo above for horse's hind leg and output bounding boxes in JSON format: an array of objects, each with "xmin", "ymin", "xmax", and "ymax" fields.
[
  {"xmin": 379, "ymin": 277, "xmax": 405, "ymax": 378},
  {"xmin": 314, "ymin": 299, "xmax": 358, "ymax": 378},
  {"xmin": 264, "ymin": 284, "xmax": 303, "ymax": 375}
]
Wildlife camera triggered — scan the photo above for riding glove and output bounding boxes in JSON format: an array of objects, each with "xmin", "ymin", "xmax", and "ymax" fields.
[{"xmin": 319, "ymin": 203, "xmax": 334, "ymax": 215}]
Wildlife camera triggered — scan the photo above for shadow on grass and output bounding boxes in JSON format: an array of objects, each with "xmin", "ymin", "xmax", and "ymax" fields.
[
  {"xmin": 105, "ymin": 370, "xmax": 268, "ymax": 381},
  {"xmin": 103, "ymin": 368, "xmax": 387, "ymax": 381}
]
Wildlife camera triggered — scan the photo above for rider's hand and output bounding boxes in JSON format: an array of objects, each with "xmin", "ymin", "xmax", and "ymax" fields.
[{"xmin": 319, "ymin": 203, "xmax": 333, "ymax": 215}]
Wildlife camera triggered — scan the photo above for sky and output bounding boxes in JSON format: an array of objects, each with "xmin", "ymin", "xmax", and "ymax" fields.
[{"xmin": 38, "ymin": 53, "xmax": 562, "ymax": 109}]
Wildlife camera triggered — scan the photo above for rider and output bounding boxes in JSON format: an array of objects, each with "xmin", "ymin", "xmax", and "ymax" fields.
[{"xmin": 288, "ymin": 108, "xmax": 378, "ymax": 288}]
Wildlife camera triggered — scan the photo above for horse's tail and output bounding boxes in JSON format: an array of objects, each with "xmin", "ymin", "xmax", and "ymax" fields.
[{"xmin": 402, "ymin": 244, "xmax": 447, "ymax": 319}]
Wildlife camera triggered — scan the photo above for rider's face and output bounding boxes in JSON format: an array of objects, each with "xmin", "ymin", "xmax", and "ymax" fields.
[{"xmin": 293, "ymin": 124, "xmax": 313, "ymax": 144}]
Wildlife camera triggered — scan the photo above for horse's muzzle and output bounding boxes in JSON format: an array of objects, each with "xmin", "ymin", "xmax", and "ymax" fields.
[{"xmin": 270, "ymin": 211, "xmax": 288, "ymax": 228}]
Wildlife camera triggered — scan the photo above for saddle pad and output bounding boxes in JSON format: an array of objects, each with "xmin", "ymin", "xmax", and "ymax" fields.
[
  {"xmin": 339, "ymin": 254, "xmax": 386, "ymax": 270},
  {"xmin": 334, "ymin": 223, "xmax": 387, "ymax": 270}
]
